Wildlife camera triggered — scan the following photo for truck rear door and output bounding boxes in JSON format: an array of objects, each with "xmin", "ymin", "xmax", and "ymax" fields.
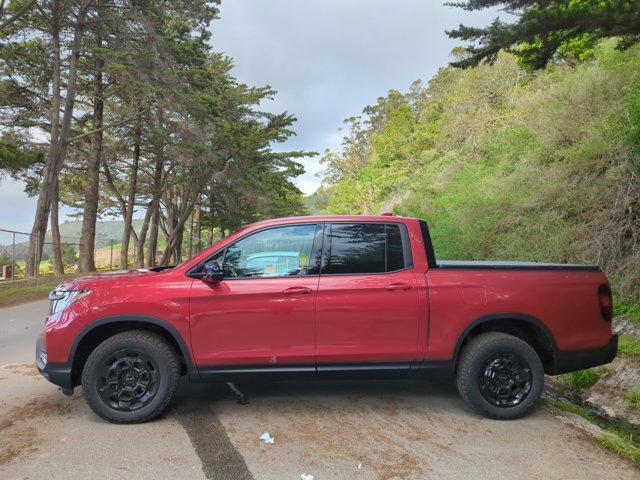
[{"xmin": 315, "ymin": 222, "xmax": 420, "ymax": 370}]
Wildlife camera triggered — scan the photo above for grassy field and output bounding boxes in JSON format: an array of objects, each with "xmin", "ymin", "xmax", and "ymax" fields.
[{"xmin": 0, "ymin": 274, "xmax": 80, "ymax": 308}]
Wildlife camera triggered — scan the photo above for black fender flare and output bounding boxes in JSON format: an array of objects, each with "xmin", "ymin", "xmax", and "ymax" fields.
[
  {"xmin": 451, "ymin": 312, "xmax": 558, "ymax": 365},
  {"xmin": 68, "ymin": 314, "xmax": 199, "ymax": 379}
]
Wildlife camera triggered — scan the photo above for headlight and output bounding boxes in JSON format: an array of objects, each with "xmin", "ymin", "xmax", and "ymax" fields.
[{"xmin": 48, "ymin": 290, "xmax": 90, "ymax": 315}]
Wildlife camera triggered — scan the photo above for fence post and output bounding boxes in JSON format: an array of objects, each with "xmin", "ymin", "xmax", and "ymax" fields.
[
  {"xmin": 110, "ymin": 240, "xmax": 113, "ymax": 270},
  {"xmin": 11, "ymin": 232, "xmax": 15, "ymax": 280}
]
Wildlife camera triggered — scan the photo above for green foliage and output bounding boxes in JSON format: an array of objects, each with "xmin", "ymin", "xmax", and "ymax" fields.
[
  {"xmin": 597, "ymin": 433, "xmax": 640, "ymax": 465},
  {"xmin": 614, "ymin": 301, "xmax": 640, "ymax": 324},
  {"xmin": 48, "ymin": 243, "xmax": 77, "ymax": 268},
  {"xmin": 0, "ymin": 251, "xmax": 11, "ymax": 266},
  {"xmin": 319, "ymin": 42, "xmax": 640, "ymax": 300},
  {"xmin": 558, "ymin": 369, "xmax": 601, "ymax": 390},
  {"xmin": 618, "ymin": 335, "xmax": 640, "ymax": 356},
  {"xmin": 549, "ymin": 398, "xmax": 640, "ymax": 464},
  {"xmin": 625, "ymin": 391, "xmax": 640, "ymax": 411},
  {"xmin": 547, "ymin": 399, "xmax": 597, "ymax": 421},
  {"xmin": 447, "ymin": 0, "xmax": 640, "ymax": 70}
]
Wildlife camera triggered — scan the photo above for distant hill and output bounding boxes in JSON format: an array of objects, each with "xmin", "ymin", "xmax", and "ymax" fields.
[
  {"xmin": 1, "ymin": 219, "xmax": 144, "ymax": 261},
  {"xmin": 45, "ymin": 219, "xmax": 144, "ymax": 244}
]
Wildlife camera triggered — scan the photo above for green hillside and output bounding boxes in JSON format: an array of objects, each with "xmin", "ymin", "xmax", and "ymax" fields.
[
  {"xmin": 45, "ymin": 219, "xmax": 144, "ymax": 244},
  {"xmin": 318, "ymin": 41, "xmax": 640, "ymax": 303},
  {"xmin": 0, "ymin": 219, "xmax": 145, "ymax": 262}
]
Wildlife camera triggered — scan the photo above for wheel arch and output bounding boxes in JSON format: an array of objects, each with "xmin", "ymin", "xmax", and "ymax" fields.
[
  {"xmin": 68, "ymin": 315, "xmax": 198, "ymax": 387},
  {"xmin": 452, "ymin": 312, "xmax": 558, "ymax": 373}
]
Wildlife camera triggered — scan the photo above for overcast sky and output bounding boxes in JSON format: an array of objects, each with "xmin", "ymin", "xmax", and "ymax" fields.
[{"xmin": 0, "ymin": 0, "xmax": 498, "ymax": 234}]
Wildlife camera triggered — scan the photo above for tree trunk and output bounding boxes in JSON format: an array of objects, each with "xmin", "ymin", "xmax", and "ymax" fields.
[
  {"xmin": 26, "ymin": 2, "xmax": 89, "ymax": 276},
  {"xmin": 135, "ymin": 152, "xmax": 164, "ymax": 268},
  {"xmin": 78, "ymin": 34, "xmax": 104, "ymax": 273},
  {"xmin": 50, "ymin": 180, "xmax": 64, "ymax": 275},
  {"xmin": 120, "ymin": 119, "xmax": 141, "ymax": 269},
  {"xmin": 193, "ymin": 201, "xmax": 201, "ymax": 253},
  {"xmin": 188, "ymin": 212, "xmax": 194, "ymax": 258},
  {"xmin": 147, "ymin": 203, "xmax": 160, "ymax": 267}
]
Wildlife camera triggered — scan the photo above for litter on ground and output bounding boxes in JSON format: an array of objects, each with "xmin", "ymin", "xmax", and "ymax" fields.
[{"xmin": 259, "ymin": 432, "xmax": 275, "ymax": 444}]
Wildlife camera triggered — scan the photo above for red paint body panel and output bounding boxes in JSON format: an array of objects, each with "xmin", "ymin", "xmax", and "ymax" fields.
[
  {"xmin": 45, "ymin": 270, "xmax": 193, "ymax": 364},
  {"xmin": 316, "ymin": 268, "xmax": 420, "ymax": 364},
  {"xmin": 425, "ymin": 269, "xmax": 612, "ymax": 360},
  {"xmin": 189, "ymin": 276, "xmax": 319, "ymax": 365},
  {"xmin": 40, "ymin": 214, "xmax": 614, "ymax": 379}
]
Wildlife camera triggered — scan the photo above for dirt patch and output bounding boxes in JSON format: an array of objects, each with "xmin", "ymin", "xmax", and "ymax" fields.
[
  {"xmin": 3, "ymin": 364, "xmax": 41, "ymax": 378},
  {"xmin": 0, "ymin": 427, "xmax": 38, "ymax": 466},
  {"xmin": 0, "ymin": 396, "xmax": 73, "ymax": 432},
  {"xmin": 0, "ymin": 396, "xmax": 74, "ymax": 466}
]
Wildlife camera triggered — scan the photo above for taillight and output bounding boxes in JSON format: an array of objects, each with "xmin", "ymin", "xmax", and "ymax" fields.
[{"xmin": 598, "ymin": 284, "xmax": 612, "ymax": 322}]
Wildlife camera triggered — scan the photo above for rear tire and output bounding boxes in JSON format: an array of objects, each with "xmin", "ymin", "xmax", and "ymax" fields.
[
  {"xmin": 81, "ymin": 330, "xmax": 180, "ymax": 423},
  {"xmin": 456, "ymin": 332, "xmax": 544, "ymax": 420}
]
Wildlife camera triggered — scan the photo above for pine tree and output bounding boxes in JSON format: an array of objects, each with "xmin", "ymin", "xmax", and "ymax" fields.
[{"xmin": 446, "ymin": 0, "xmax": 640, "ymax": 69}]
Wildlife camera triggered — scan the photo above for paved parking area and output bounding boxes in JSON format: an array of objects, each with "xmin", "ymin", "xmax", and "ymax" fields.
[{"xmin": 1, "ymin": 300, "xmax": 637, "ymax": 480}]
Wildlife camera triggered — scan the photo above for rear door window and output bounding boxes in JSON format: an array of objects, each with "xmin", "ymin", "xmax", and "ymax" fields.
[{"xmin": 323, "ymin": 223, "xmax": 410, "ymax": 275}]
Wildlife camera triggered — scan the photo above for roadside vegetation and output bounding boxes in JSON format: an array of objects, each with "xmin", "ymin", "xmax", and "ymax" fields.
[
  {"xmin": 619, "ymin": 335, "xmax": 640, "ymax": 356},
  {"xmin": 557, "ymin": 369, "xmax": 601, "ymax": 390},
  {"xmin": 626, "ymin": 391, "xmax": 640, "ymax": 412},
  {"xmin": 548, "ymin": 399, "xmax": 640, "ymax": 466},
  {"xmin": 313, "ymin": 42, "xmax": 640, "ymax": 306},
  {"xmin": 0, "ymin": 274, "xmax": 78, "ymax": 308}
]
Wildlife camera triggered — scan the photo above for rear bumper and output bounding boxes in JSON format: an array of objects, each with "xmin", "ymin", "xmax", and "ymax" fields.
[
  {"xmin": 36, "ymin": 336, "xmax": 73, "ymax": 391},
  {"xmin": 548, "ymin": 334, "xmax": 618, "ymax": 375}
]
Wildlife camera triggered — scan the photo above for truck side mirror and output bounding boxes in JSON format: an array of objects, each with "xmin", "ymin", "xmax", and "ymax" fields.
[{"xmin": 202, "ymin": 260, "xmax": 224, "ymax": 283}]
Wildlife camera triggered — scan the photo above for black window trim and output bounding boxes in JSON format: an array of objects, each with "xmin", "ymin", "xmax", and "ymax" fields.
[
  {"xmin": 319, "ymin": 221, "xmax": 414, "ymax": 277},
  {"xmin": 186, "ymin": 222, "xmax": 324, "ymax": 281}
]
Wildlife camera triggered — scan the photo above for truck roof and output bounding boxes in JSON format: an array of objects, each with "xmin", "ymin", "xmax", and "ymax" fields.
[{"xmin": 247, "ymin": 214, "xmax": 411, "ymax": 229}]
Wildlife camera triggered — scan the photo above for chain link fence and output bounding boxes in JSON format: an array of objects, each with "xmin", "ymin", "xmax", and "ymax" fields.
[{"xmin": 0, "ymin": 227, "xmax": 120, "ymax": 283}]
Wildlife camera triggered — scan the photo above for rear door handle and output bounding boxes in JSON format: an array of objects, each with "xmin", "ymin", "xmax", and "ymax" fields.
[
  {"xmin": 282, "ymin": 286, "xmax": 312, "ymax": 295},
  {"xmin": 385, "ymin": 282, "xmax": 412, "ymax": 291}
]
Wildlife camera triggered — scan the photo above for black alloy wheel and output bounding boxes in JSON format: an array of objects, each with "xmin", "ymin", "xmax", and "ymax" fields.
[
  {"xmin": 477, "ymin": 352, "xmax": 532, "ymax": 408},
  {"xmin": 97, "ymin": 350, "xmax": 160, "ymax": 412},
  {"xmin": 456, "ymin": 332, "xmax": 544, "ymax": 419}
]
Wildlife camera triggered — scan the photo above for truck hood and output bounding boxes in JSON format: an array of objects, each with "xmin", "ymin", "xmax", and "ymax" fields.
[{"xmin": 55, "ymin": 269, "xmax": 160, "ymax": 291}]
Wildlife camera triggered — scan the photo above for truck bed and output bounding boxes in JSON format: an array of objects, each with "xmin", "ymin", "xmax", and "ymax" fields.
[{"xmin": 435, "ymin": 260, "xmax": 600, "ymax": 271}]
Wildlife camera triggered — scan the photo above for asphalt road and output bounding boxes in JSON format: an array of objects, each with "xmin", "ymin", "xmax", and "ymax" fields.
[{"xmin": 0, "ymin": 299, "xmax": 638, "ymax": 480}]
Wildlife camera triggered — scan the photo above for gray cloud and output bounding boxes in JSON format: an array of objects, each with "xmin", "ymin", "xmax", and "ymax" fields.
[
  {"xmin": 213, "ymin": 0, "xmax": 499, "ymax": 194},
  {"xmin": 0, "ymin": 178, "xmax": 38, "ymax": 235}
]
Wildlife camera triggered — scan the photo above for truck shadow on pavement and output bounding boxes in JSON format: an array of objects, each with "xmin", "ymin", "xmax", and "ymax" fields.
[{"xmin": 171, "ymin": 377, "xmax": 465, "ymax": 480}]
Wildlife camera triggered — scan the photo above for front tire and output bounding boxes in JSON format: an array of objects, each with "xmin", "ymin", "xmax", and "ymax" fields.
[
  {"xmin": 81, "ymin": 330, "xmax": 180, "ymax": 423},
  {"xmin": 456, "ymin": 332, "xmax": 544, "ymax": 420}
]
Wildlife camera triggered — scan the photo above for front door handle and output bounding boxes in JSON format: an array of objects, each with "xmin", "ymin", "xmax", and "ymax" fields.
[
  {"xmin": 385, "ymin": 282, "xmax": 412, "ymax": 291},
  {"xmin": 282, "ymin": 286, "xmax": 312, "ymax": 295}
]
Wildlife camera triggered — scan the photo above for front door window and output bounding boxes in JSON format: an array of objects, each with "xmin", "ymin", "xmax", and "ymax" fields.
[{"xmin": 223, "ymin": 224, "xmax": 318, "ymax": 278}]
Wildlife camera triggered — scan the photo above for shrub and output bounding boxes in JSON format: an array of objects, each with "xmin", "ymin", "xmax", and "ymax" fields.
[
  {"xmin": 618, "ymin": 335, "xmax": 640, "ymax": 356},
  {"xmin": 558, "ymin": 369, "xmax": 601, "ymax": 389}
]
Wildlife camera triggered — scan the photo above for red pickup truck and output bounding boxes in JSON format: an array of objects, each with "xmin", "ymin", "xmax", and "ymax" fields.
[{"xmin": 36, "ymin": 214, "xmax": 617, "ymax": 423}]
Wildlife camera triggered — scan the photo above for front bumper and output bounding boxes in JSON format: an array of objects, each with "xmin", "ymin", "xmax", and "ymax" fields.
[
  {"xmin": 36, "ymin": 336, "xmax": 74, "ymax": 391},
  {"xmin": 548, "ymin": 334, "xmax": 618, "ymax": 375}
]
